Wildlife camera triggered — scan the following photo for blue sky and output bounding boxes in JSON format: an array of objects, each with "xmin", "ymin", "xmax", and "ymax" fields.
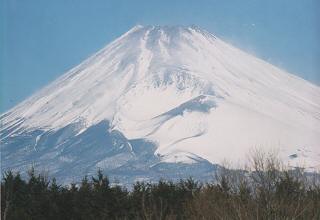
[{"xmin": 1, "ymin": 0, "xmax": 319, "ymax": 112}]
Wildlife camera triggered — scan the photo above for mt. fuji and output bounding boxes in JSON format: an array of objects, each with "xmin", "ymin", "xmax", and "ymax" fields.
[{"xmin": 1, "ymin": 25, "xmax": 320, "ymax": 183}]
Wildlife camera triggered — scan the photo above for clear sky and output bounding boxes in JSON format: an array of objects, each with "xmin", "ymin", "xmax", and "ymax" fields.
[{"xmin": 1, "ymin": 0, "xmax": 319, "ymax": 112}]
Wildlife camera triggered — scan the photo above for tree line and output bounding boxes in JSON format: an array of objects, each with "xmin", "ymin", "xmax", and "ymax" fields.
[{"xmin": 1, "ymin": 151, "xmax": 320, "ymax": 219}]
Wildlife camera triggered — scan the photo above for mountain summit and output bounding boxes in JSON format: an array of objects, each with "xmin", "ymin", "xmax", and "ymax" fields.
[{"xmin": 1, "ymin": 25, "xmax": 320, "ymax": 183}]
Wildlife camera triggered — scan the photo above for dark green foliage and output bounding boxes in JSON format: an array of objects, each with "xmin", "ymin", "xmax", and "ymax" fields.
[{"xmin": 1, "ymin": 167, "xmax": 320, "ymax": 220}]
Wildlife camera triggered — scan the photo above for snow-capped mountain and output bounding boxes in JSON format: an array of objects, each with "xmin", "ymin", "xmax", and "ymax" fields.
[{"xmin": 1, "ymin": 25, "xmax": 320, "ymax": 183}]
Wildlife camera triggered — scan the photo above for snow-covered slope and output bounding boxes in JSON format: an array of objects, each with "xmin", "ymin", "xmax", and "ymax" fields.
[{"xmin": 1, "ymin": 25, "xmax": 320, "ymax": 182}]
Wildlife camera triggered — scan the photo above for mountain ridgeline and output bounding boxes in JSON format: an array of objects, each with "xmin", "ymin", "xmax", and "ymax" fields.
[{"xmin": 1, "ymin": 25, "xmax": 320, "ymax": 184}]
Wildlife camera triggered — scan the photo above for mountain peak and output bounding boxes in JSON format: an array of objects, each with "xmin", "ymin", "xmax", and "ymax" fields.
[
  {"xmin": 124, "ymin": 24, "xmax": 216, "ymax": 42},
  {"xmin": 1, "ymin": 25, "xmax": 320, "ymax": 182}
]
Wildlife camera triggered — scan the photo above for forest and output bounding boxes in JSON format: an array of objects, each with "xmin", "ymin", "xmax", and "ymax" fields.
[{"xmin": 1, "ymin": 151, "xmax": 320, "ymax": 220}]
